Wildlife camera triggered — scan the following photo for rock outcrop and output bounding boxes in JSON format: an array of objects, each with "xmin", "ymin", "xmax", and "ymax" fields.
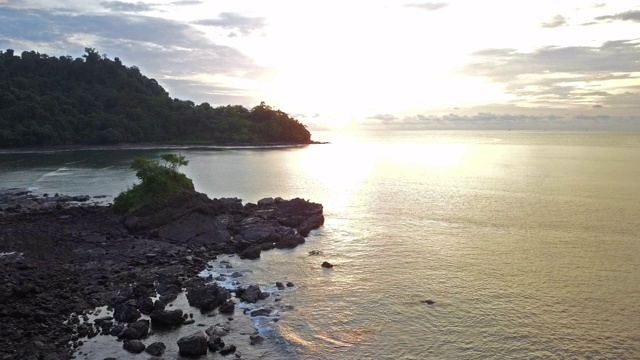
[{"xmin": 122, "ymin": 191, "xmax": 324, "ymax": 251}]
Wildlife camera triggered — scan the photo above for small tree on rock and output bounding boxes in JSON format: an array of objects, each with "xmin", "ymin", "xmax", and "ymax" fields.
[{"xmin": 113, "ymin": 154, "xmax": 194, "ymax": 213}]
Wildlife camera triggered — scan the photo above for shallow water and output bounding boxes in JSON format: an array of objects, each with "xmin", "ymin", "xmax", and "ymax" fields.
[{"xmin": 1, "ymin": 130, "xmax": 639, "ymax": 359}]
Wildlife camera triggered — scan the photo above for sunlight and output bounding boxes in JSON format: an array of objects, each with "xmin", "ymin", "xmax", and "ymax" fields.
[
  {"xmin": 298, "ymin": 140, "xmax": 376, "ymax": 213},
  {"xmin": 385, "ymin": 143, "xmax": 469, "ymax": 168}
]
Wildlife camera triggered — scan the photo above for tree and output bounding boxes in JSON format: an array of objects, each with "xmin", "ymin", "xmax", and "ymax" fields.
[{"xmin": 112, "ymin": 154, "xmax": 194, "ymax": 213}]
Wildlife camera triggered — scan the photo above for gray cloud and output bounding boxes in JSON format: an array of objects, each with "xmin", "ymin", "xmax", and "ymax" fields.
[
  {"xmin": 594, "ymin": 10, "xmax": 640, "ymax": 22},
  {"xmin": 541, "ymin": 14, "xmax": 567, "ymax": 28},
  {"xmin": 170, "ymin": 0, "xmax": 202, "ymax": 5},
  {"xmin": 100, "ymin": 1, "xmax": 154, "ymax": 12},
  {"xmin": 194, "ymin": 12, "xmax": 266, "ymax": 35},
  {"xmin": 363, "ymin": 112, "xmax": 640, "ymax": 130},
  {"xmin": 0, "ymin": 6, "xmax": 264, "ymax": 103},
  {"xmin": 404, "ymin": 2, "xmax": 448, "ymax": 11},
  {"xmin": 461, "ymin": 39, "xmax": 640, "ymax": 108}
]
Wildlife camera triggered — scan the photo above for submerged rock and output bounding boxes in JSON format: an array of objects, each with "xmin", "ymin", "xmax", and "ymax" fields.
[
  {"xmin": 240, "ymin": 285, "xmax": 268, "ymax": 303},
  {"xmin": 321, "ymin": 261, "xmax": 334, "ymax": 268}
]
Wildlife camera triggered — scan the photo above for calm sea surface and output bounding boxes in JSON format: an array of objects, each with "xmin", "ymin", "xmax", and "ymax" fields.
[{"xmin": 1, "ymin": 131, "xmax": 639, "ymax": 359}]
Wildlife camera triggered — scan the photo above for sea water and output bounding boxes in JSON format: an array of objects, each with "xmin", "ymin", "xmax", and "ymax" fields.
[{"xmin": 1, "ymin": 131, "xmax": 639, "ymax": 359}]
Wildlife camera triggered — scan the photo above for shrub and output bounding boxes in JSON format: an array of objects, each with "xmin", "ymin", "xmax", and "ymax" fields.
[{"xmin": 113, "ymin": 153, "xmax": 194, "ymax": 213}]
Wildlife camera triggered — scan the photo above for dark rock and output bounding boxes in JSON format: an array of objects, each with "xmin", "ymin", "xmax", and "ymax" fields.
[
  {"xmin": 297, "ymin": 213, "xmax": 324, "ymax": 236},
  {"xmin": 207, "ymin": 335, "xmax": 224, "ymax": 351},
  {"xmin": 109, "ymin": 325, "xmax": 124, "ymax": 337},
  {"xmin": 308, "ymin": 250, "xmax": 322, "ymax": 256},
  {"xmin": 250, "ymin": 308, "xmax": 271, "ymax": 317},
  {"xmin": 205, "ymin": 323, "xmax": 230, "ymax": 337},
  {"xmin": 186, "ymin": 283, "xmax": 230, "ymax": 312},
  {"xmin": 239, "ymin": 220, "xmax": 278, "ymax": 242},
  {"xmin": 153, "ymin": 299, "xmax": 166, "ymax": 311},
  {"xmin": 113, "ymin": 304, "xmax": 141, "ymax": 323},
  {"xmin": 145, "ymin": 341, "xmax": 166, "ymax": 356},
  {"xmin": 138, "ymin": 297, "xmax": 155, "ymax": 315},
  {"xmin": 129, "ymin": 319, "xmax": 150, "ymax": 338},
  {"xmin": 250, "ymin": 334, "xmax": 264, "ymax": 345},
  {"xmin": 239, "ymin": 244, "xmax": 261, "ymax": 260},
  {"xmin": 218, "ymin": 300, "xmax": 235, "ymax": 314},
  {"xmin": 12, "ymin": 284, "xmax": 35, "ymax": 297},
  {"xmin": 123, "ymin": 191, "xmax": 235, "ymax": 246},
  {"xmin": 257, "ymin": 197, "xmax": 275, "ymax": 207},
  {"xmin": 219, "ymin": 344, "xmax": 236, "ymax": 355},
  {"xmin": 421, "ymin": 299, "xmax": 435, "ymax": 305},
  {"xmin": 184, "ymin": 319, "xmax": 195, "ymax": 325},
  {"xmin": 72, "ymin": 195, "xmax": 91, "ymax": 202},
  {"xmin": 286, "ymin": 282, "xmax": 294, "ymax": 287},
  {"xmin": 123, "ymin": 339, "xmax": 146, "ymax": 354},
  {"xmin": 275, "ymin": 282, "xmax": 285, "ymax": 290},
  {"xmin": 150, "ymin": 309, "xmax": 185, "ymax": 328},
  {"xmin": 177, "ymin": 331, "xmax": 208, "ymax": 356},
  {"xmin": 240, "ymin": 285, "xmax": 268, "ymax": 303},
  {"xmin": 321, "ymin": 261, "xmax": 334, "ymax": 268},
  {"xmin": 274, "ymin": 228, "xmax": 305, "ymax": 249}
]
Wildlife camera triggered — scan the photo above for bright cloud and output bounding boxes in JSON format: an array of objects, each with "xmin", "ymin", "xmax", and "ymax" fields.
[{"xmin": 0, "ymin": 0, "xmax": 639, "ymax": 129}]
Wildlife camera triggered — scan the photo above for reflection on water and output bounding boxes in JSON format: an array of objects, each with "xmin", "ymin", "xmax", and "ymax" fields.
[{"xmin": 1, "ymin": 131, "xmax": 639, "ymax": 359}]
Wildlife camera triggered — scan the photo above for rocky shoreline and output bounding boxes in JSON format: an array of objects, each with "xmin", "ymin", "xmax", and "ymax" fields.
[{"xmin": 0, "ymin": 189, "xmax": 324, "ymax": 360}]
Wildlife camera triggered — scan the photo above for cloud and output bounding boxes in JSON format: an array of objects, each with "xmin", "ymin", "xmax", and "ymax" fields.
[
  {"xmin": 363, "ymin": 112, "xmax": 640, "ymax": 130},
  {"xmin": 541, "ymin": 14, "xmax": 567, "ymax": 28},
  {"xmin": 594, "ymin": 10, "xmax": 640, "ymax": 23},
  {"xmin": 461, "ymin": 39, "xmax": 640, "ymax": 108},
  {"xmin": 404, "ymin": 2, "xmax": 448, "ymax": 11},
  {"xmin": 0, "ymin": 6, "xmax": 265, "ymax": 104},
  {"xmin": 170, "ymin": 0, "xmax": 202, "ymax": 5},
  {"xmin": 193, "ymin": 12, "xmax": 266, "ymax": 35},
  {"xmin": 100, "ymin": 1, "xmax": 154, "ymax": 12}
]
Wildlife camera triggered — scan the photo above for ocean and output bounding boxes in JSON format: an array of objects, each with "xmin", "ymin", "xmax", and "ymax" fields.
[{"xmin": 1, "ymin": 130, "xmax": 639, "ymax": 359}]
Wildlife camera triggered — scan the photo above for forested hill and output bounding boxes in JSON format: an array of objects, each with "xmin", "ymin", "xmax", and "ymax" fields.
[{"xmin": 0, "ymin": 48, "xmax": 313, "ymax": 148}]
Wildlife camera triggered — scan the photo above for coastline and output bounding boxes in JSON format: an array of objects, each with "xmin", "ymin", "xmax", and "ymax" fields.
[
  {"xmin": 0, "ymin": 141, "xmax": 329, "ymax": 155},
  {"xmin": 0, "ymin": 189, "xmax": 323, "ymax": 359}
]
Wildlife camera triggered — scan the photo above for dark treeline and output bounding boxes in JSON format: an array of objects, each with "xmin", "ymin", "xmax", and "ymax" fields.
[{"xmin": 0, "ymin": 48, "xmax": 312, "ymax": 148}]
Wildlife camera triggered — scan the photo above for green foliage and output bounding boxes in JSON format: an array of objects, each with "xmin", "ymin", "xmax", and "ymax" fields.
[
  {"xmin": 0, "ymin": 49, "xmax": 312, "ymax": 148},
  {"xmin": 113, "ymin": 153, "xmax": 194, "ymax": 213}
]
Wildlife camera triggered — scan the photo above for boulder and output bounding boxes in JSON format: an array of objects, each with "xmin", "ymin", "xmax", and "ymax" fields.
[
  {"xmin": 297, "ymin": 213, "xmax": 325, "ymax": 236},
  {"xmin": 240, "ymin": 285, "xmax": 268, "ymax": 303},
  {"xmin": 145, "ymin": 342, "xmax": 166, "ymax": 356},
  {"xmin": 219, "ymin": 344, "xmax": 237, "ymax": 355},
  {"xmin": 207, "ymin": 335, "xmax": 224, "ymax": 351},
  {"xmin": 205, "ymin": 323, "xmax": 230, "ymax": 337},
  {"xmin": 150, "ymin": 309, "xmax": 185, "ymax": 328},
  {"xmin": 113, "ymin": 304, "xmax": 141, "ymax": 323},
  {"xmin": 239, "ymin": 244, "xmax": 261, "ymax": 259},
  {"xmin": 274, "ymin": 228, "xmax": 305, "ymax": 249},
  {"xmin": 138, "ymin": 297, "xmax": 155, "ymax": 315},
  {"xmin": 239, "ymin": 221, "xmax": 278, "ymax": 242},
  {"xmin": 250, "ymin": 334, "xmax": 264, "ymax": 345},
  {"xmin": 218, "ymin": 300, "xmax": 235, "ymax": 314},
  {"xmin": 123, "ymin": 340, "xmax": 145, "ymax": 354},
  {"xmin": 186, "ymin": 284, "xmax": 230, "ymax": 312},
  {"xmin": 177, "ymin": 331, "xmax": 208, "ymax": 357},
  {"xmin": 321, "ymin": 261, "xmax": 334, "ymax": 269},
  {"xmin": 129, "ymin": 319, "xmax": 149, "ymax": 338}
]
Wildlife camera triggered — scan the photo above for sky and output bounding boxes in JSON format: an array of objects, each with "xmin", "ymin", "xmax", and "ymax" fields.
[{"xmin": 0, "ymin": 0, "xmax": 639, "ymax": 130}]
